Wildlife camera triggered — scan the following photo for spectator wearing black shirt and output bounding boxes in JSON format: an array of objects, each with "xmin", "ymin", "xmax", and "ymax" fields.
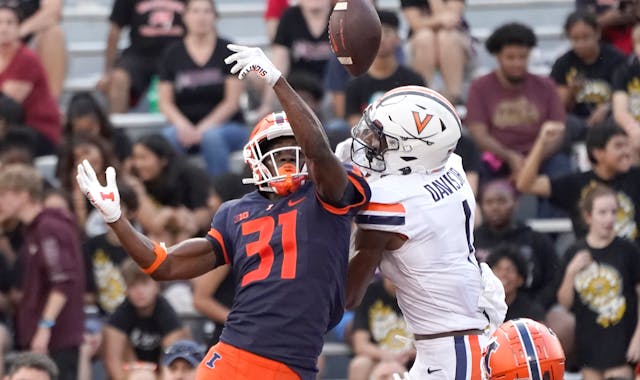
[
  {"xmin": 557, "ymin": 184, "xmax": 640, "ymax": 379},
  {"xmin": 517, "ymin": 120, "xmax": 640, "ymax": 244},
  {"xmin": 255, "ymin": 0, "xmax": 333, "ymax": 117},
  {"xmin": 64, "ymin": 92, "xmax": 133, "ymax": 164},
  {"xmin": 104, "ymin": 258, "xmax": 187, "ymax": 380},
  {"xmin": 474, "ymin": 179, "xmax": 559, "ymax": 310},
  {"xmin": 400, "ymin": 0, "xmax": 469, "ymax": 103},
  {"xmin": 100, "ymin": 0, "xmax": 187, "ymax": 113},
  {"xmin": 550, "ymin": 11, "xmax": 625, "ymax": 145},
  {"xmin": 344, "ymin": 10, "xmax": 425, "ymax": 127},
  {"xmin": 486, "ymin": 244, "xmax": 546, "ymax": 322},
  {"xmin": 348, "ymin": 277, "xmax": 414, "ymax": 380},
  {"xmin": 14, "ymin": 0, "xmax": 67, "ymax": 99},
  {"xmin": 576, "ymin": 0, "xmax": 636, "ymax": 55},
  {"xmin": 613, "ymin": 25, "xmax": 640, "ymax": 161},
  {"xmin": 130, "ymin": 134, "xmax": 210, "ymax": 246},
  {"xmin": 159, "ymin": 0, "xmax": 247, "ymax": 177}
]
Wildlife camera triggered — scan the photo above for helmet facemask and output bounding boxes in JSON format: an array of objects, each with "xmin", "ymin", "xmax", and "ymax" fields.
[
  {"xmin": 350, "ymin": 106, "xmax": 400, "ymax": 173},
  {"xmin": 244, "ymin": 134, "xmax": 307, "ymax": 196}
]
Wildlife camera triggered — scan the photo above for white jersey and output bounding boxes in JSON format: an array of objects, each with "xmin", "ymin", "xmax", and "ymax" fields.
[{"xmin": 356, "ymin": 154, "xmax": 487, "ymax": 335}]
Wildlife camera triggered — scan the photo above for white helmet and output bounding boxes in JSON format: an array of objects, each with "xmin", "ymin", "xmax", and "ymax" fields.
[{"xmin": 351, "ymin": 85, "xmax": 462, "ymax": 175}]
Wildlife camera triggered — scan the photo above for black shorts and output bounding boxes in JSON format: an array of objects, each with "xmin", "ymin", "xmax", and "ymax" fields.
[{"xmin": 115, "ymin": 48, "xmax": 161, "ymax": 98}]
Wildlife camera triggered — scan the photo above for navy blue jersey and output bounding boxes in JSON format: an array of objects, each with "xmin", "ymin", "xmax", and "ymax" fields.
[{"xmin": 205, "ymin": 166, "xmax": 370, "ymax": 378}]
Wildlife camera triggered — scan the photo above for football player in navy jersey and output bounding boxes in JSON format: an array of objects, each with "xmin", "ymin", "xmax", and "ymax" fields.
[{"xmin": 76, "ymin": 45, "xmax": 371, "ymax": 380}]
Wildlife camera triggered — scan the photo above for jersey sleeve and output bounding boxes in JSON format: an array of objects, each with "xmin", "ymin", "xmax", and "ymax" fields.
[
  {"xmin": 355, "ymin": 184, "xmax": 408, "ymax": 235},
  {"xmin": 316, "ymin": 164, "xmax": 371, "ymax": 215},
  {"xmin": 205, "ymin": 202, "xmax": 233, "ymax": 266}
]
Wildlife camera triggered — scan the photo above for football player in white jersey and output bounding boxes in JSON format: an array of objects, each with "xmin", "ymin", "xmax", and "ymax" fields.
[{"xmin": 346, "ymin": 85, "xmax": 506, "ymax": 379}]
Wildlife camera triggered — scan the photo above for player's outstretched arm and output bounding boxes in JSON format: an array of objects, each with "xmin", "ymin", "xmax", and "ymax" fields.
[
  {"xmin": 225, "ymin": 45, "xmax": 349, "ymax": 203},
  {"xmin": 347, "ymin": 228, "xmax": 406, "ymax": 309},
  {"xmin": 76, "ymin": 160, "xmax": 220, "ymax": 280}
]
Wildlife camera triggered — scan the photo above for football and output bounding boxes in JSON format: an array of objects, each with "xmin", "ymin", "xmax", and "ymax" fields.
[{"xmin": 328, "ymin": 0, "xmax": 381, "ymax": 77}]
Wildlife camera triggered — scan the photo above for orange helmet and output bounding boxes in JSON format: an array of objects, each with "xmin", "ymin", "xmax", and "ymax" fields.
[
  {"xmin": 483, "ymin": 318, "xmax": 565, "ymax": 380},
  {"xmin": 243, "ymin": 112, "xmax": 307, "ymax": 195}
]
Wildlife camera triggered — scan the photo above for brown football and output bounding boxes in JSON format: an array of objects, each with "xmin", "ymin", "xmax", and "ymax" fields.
[{"xmin": 328, "ymin": 0, "xmax": 381, "ymax": 76}]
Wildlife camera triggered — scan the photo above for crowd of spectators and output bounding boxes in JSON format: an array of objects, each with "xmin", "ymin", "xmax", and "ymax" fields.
[{"xmin": 3, "ymin": 0, "xmax": 640, "ymax": 378}]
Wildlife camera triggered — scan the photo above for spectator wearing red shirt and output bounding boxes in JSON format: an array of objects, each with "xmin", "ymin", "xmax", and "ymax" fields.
[
  {"xmin": 0, "ymin": 4, "xmax": 60, "ymax": 156},
  {"xmin": 0, "ymin": 164, "xmax": 85, "ymax": 380},
  {"xmin": 466, "ymin": 23, "xmax": 571, "ymax": 190}
]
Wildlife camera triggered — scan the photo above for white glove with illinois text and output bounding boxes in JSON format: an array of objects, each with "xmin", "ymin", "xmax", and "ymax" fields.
[
  {"xmin": 225, "ymin": 44, "xmax": 282, "ymax": 87},
  {"xmin": 76, "ymin": 159, "xmax": 122, "ymax": 223}
]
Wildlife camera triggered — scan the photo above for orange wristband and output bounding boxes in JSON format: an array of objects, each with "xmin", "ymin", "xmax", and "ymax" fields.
[{"xmin": 142, "ymin": 242, "xmax": 168, "ymax": 275}]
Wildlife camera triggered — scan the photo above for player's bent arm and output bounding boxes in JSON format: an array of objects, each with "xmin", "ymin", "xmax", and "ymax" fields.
[
  {"xmin": 109, "ymin": 218, "xmax": 220, "ymax": 281},
  {"xmin": 515, "ymin": 134, "xmax": 552, "ymax": 197},
  {"xmin": 103, "ymin": 326, "xmax": 129, "ymax": 380},
  {"xmin": 272, "ymin": 78, "xmax": 349, "ymax": 203},
  {"xmin": 346, "ymin": 229, "xmax": 406, "ymax": 309}
]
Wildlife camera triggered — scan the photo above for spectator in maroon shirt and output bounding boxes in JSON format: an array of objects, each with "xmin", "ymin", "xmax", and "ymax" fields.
[
  {"xmin": 466, "ymin": 22, "xmax": 571, "ymax": 189},
  {"xmin": 0, "ymin": 4, "xmax": 60, "ymax": 156},
  {"xmin": 0, "ymin": 164, "xmax": 85, "ymax": 380}
]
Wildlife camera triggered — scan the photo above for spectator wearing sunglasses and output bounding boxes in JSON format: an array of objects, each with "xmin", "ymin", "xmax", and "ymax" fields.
[{"xmin": 161, "ymin": 340, "xmax": 206, "ymax": 380}]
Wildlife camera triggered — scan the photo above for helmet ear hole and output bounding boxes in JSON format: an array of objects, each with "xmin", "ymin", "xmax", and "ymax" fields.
[{"xmin": 440, "ymin": 119, "xmax": 446, "ymax": 132}]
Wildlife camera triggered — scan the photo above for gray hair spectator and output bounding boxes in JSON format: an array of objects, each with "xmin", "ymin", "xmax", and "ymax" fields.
[{"xmin": 4, "ymin": 352, "xmax": 59, "ymax": 380}]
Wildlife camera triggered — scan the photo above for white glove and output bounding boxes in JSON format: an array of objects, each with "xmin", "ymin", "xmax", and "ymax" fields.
[
  {"xmin": 225, "ymin": 44, "xmax": 282, "ymax": 87},
  {"xmin": 76, "ymin": 159, "xmax": 122, "ymax": 223}
]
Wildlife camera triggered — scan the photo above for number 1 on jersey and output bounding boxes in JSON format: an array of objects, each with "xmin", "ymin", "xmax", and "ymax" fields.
[
  {"xmin": 462, "ymin": 199, "xmax": 474, "ymax": 254},
  {"xmin": 240, "ymin": 210, "xmax": 298, "ymax": 286}
]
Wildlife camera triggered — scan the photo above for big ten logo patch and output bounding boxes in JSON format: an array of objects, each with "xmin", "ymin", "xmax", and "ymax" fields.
[{"xmin": 234, "ymin": 211, "xmax": 249, "ymax": 223}]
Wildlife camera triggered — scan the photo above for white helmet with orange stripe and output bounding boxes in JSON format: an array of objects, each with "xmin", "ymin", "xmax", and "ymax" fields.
[{"xmin": 350, "ymin": 86, "xmax": 462, "ymax": 175}]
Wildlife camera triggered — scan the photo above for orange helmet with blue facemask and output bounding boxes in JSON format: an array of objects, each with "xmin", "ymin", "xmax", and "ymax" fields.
[
  {"xmin": 243, "ymin": 112, "xmax": 308, "ymax": 196},
  {"xmin": 483, "ymin": 318, "xmax": 565, "ymax": 380}
]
